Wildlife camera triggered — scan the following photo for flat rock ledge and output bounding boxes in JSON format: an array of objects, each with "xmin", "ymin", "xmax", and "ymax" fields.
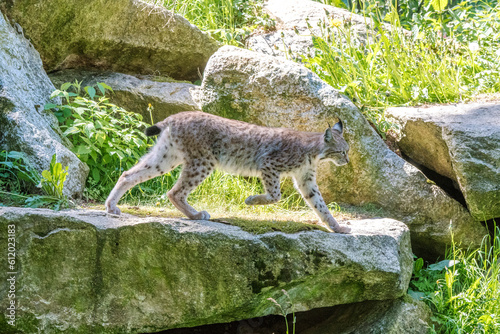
[
  {"xmin": 0, "ymin": 207, "xmax": 412, "ymax": 334},
  {"xmin": 49, "ymin": 70, "xmax": 202, "ymax": 123}
]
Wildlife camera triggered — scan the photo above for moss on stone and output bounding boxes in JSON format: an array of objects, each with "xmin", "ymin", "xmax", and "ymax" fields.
[
  {"xmin": 211, "ymin": 217, "xmax": 328, "ymax": 234},
  {"xmin": 106, "ymin": 206, "xmax": 329, "ymax": 234}
]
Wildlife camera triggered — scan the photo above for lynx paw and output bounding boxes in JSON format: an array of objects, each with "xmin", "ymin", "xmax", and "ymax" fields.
[
  {"xmin": 106, "ymin": 204, "xmax": 121, "ymax": 215},
  {"xmin": 333, "ymin": 224, "xmax": 351, "ymax": 234},
  {"xmin": 192, "ymin": 210, "xmax": 211, "ymax": 220},
  {"xmin": 245, "ymin": 195, "xmax": 259, "ymax": 205}
]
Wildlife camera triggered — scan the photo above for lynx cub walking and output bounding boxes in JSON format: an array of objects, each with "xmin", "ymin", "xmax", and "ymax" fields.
[{"xmin": 105, "ymin": 111, "xmax": 351, "ymax": 233}]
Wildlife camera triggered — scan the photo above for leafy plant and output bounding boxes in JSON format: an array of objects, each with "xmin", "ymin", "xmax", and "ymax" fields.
[
  {"xmin": 38, "ymin": 154, "xmax": 68, "ymax": 199},
  {"xmin": 409, "ymin": 225, "xmax": 500, "ymax": 333},
  {"xmin": 27, "ymin": 154, "xmax": 71, "ymax": 210},
  {"xmin": 0, "ymin": 151, "xmax": 71, "ymax": 210},
  {"xmin": 0, "ymin": 151, "xmax": 40, "ymax": 195},
  {"xmin": 45, "ymin": 81, "xmax": 152, "ymax": 198}
]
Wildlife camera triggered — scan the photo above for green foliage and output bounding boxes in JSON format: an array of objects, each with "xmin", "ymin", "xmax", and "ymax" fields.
[
  {"xmin": 430, "ymin": 0, "xmax": 448, "ymax": 12},
  {"xmin": 39, "ymin": 154, "xmax": 68, "ymax": 199},
  {"xmin": 0, "ymin": 151, "xmax": 70, "ymax": 210},
  {"xmin": 160, "ymin": 0, "xmax": 275, "ymax": 46},
  {"xmin": 409, "ymin": 226, "xmax": 500, "ymax": 333},
  {"xmin": 45, "ymin": 81, "xmax": 152, "ymax": 198},
  {"xmin": 301, "ymin": 2, "xmax": 500, "ymax": 135},
  {"xmin": 0, "ymin": 151, "xmax": 40, "ymax": 195},
  {"xmin": 26, "ymin": 154, "xmax": 71, "ymax": 210}
]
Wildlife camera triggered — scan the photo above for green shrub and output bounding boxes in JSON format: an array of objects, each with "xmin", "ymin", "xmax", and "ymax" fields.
[
  {"xmin": 0, "ymin": 151, "xmax": 70, "ymax": 210},
  {"xmin": 0, "ymin": 151, "xmax": 40, "ymax": 195},
  {"xmin": 25, "ymin": 154, "xmax": 70, "ymax": 210},
  {"xmin": 45, "ymin": 81, "xmax": 152, "ymax": 198},
  {"xmin": 39, "ymin": 154, "xmax": 68, "ymax": 199}
]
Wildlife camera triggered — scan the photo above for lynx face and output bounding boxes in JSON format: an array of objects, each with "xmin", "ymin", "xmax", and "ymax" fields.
[{"xmin": 320, "ymin": 120, "xmax": 349, "ymax": 166}]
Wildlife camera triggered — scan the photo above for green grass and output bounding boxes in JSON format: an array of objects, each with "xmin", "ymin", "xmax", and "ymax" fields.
[
  {"xmin": 410, "ymin": 225, "xmax": 500, "ymax": 333},
  {"xmin": 156, "ymin": 0, "xmax": 274, "ymax": 46},
  {"xmin": 301, "ymin": 2, "xmax": 500, "ymax": 134}
]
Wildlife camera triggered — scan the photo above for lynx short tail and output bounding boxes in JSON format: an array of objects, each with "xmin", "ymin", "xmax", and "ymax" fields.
[{"xmin": 145, "ymin": 125, "xmax": 162, "ymax": 137}]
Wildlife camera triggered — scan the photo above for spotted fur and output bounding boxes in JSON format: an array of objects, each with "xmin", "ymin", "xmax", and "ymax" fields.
[{"xmin": 105, "ymin": 111, "xmax": 351, "ymax": 233}]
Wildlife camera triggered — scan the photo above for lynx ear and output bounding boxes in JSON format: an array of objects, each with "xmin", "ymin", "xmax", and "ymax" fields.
[
  {"xmin": 324, "ymin": 127, "xmax": 333, "ymax": 142},
  {"xmin": 332, "ymin": 119, "xmax": 344, "ymax": 135}
]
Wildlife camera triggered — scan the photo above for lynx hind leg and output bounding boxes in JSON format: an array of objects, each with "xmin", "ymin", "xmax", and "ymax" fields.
[
  {"xmin": 292, "ymin": 174, "xmax": 351, "ymax": 234},
  {"xmin": 245, "ymin": 171, "xmax": 281, "ymax": 205},
  {"xmin": 167, "ymin": 159, "xmax": 214, "ymax": 220},
  {"xmin": 105, "ymin": 144, "xmax": 181, "ymax": 215}
]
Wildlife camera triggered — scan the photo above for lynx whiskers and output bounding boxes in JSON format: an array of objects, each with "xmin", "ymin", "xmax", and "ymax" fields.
[{"xmin": 105, "ymin": 111, "xmax": 351, "ymax": 233}]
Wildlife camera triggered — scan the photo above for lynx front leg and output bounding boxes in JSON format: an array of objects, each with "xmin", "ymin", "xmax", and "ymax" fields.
[
  {"xmin": 293, "ymin": 173, "xmax": 351, "ymax": 234},
  {"xmin": 167, "ymin": 160, "xmax": 214, "ymax": 220},
  {"xmin": 245, "ymin": 171, "xmax": 281, "ymax": 205}
]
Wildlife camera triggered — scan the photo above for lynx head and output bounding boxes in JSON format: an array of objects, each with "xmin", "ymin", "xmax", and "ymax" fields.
[{"xmin": 320, "ymin": 119, "xmax": 349, "ymax": 166}]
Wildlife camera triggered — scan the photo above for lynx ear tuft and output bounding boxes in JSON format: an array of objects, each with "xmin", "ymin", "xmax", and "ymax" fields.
[{"xmin": 332, "ymin": 119, "xmax": 344, "ymax": 135}]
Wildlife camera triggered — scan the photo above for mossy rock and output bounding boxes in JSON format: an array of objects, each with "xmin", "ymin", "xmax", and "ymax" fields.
[{"xmin": 0, "ymin": 207, "xmax": 412, "ymax": 333}]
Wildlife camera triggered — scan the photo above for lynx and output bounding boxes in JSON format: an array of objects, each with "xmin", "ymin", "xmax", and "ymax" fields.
[{"xmin": 105, "ymin": 111, "xmax": 351, "ymax": 233}]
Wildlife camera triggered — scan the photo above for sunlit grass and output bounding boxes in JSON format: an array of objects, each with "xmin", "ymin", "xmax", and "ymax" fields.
[
  {"xmin": 150, "ymin": 0, "xmax": 274, "ymax": 46},
  {"xmin": 410, "ymin": 223, "xmax": 500, "ymax": 333},
  {"xmin": 301, "ymin": 7, "xmax": 500, "ymax": 135}
]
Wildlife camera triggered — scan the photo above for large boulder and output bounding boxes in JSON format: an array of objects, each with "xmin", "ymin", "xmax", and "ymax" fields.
[
  {"xmin": 0, "ymin": 207, "xmax": 412, "ymax": 333},
  {"xmin": 0, "ymin": 12, "xmax": 88, "ymax": 198},
  {"xmin": 49, "ymin": 70, "xmax": 201, "ymax": 123},
  {"xmin": 387, "ymin": 103, "xmax": 500, "ymax": 222},
  {"xmin": 0, "ymin": 0, "xmax": 219, "ymax": 81},
  {"xmin": 246, "ymin": 0, "xmax": 396, "ymax": 58},
  {"xmin": 199, "ymin": 46, "xmax": 487, "ymax": 258}
]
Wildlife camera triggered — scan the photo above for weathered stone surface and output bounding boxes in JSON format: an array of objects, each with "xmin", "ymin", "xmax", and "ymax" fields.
[
  {"xmin": 0, "ymin": 207, "xmax": 412, "ymax": 333},
  {"xmin": 49, "ymin": 70, "xmax": 201, "ymax": 123},
  {"xmin": 1, "ymin": 0, "xmax": 219, "ymax": 81},
  {"xmin": 246, "ymin": 0, "xmax": 395, "ymax": 58},
  {"xmin": 0, "ymin": 12, "xmax": 88, "ymax": 198},
  {"xmin": 199, "ymin": 45, "xmax": 487, "ymax": 258},
  {"xmin": 387, "ymin": 103, "xmax": 500, "ymax": 222},
  {"xmin": 302, "ymin": 295, "xmax": 432, "ymax": 334}
]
